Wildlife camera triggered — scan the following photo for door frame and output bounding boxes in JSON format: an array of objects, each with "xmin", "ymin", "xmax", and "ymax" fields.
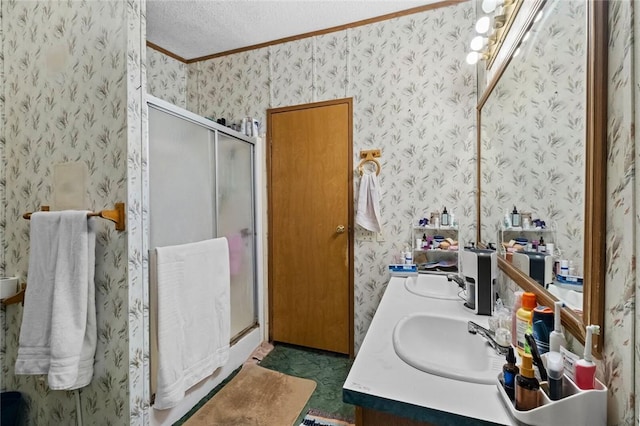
[{"xmin": 266, "ymin": 97, "xmax": 354, "ymax": 357}]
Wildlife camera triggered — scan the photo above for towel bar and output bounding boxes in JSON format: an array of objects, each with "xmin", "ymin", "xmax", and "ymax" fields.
[
  {"xmin": 23, "ymin": 202, "xmax": 126, "ymax": 231},
  {"xmin": 357, "ymin": 149, "xmax": 381, "ymax": 176},
  {"xmin": 1, "ymin": 283, "xmax": 26, "ymax": 306}
]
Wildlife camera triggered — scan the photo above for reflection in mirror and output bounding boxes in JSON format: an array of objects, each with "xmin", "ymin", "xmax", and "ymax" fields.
[{"xmin": 479, "ymin": 0, "xmax": 586, "ymax": 313}]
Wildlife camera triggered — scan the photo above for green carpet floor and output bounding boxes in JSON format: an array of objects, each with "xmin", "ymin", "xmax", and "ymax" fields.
[
  {"xmin": 259, "ymin": 344, "xmax": 355, "ymax": 425},
  {"xmin": 173, "ymin": 343, "xmax": 354, "ymax": 425}
]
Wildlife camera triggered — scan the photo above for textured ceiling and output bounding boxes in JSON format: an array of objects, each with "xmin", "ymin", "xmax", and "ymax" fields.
[{"xmin": 147, "ymin": 1, "xmax": 438, "ymax": 61}]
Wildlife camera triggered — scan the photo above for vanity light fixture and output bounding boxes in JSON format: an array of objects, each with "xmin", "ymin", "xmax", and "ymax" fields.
[
  {"xmin": 475, "ymin": 16, "xmax": 491, "ymax": 34},
  {"xmin": 465, "ymin": 0, "xmax": 523, "ymax": 68},
  {"xmin": 481, "ymin": 0, "xmax": 516, "ymax": 14},
  {"xmin": 470, "ymin": 35, "xmax": 487, "ymax": 51}
]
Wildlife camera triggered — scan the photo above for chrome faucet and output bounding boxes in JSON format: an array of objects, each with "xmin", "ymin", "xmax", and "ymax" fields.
[
  {"xmin": 446, "ymin": 273, "xmax": 465, "ymax": 289},
  {"xmin": 467, "ymin": 321, "xmax": 510, "ymax": 356}
]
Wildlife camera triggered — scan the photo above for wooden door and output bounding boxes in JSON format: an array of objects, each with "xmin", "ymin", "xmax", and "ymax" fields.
[{"xmin": 268, "ymin": 98, "xmax": 353, "ymax": 355}]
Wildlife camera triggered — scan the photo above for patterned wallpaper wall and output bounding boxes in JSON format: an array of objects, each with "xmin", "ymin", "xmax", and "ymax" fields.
[
  {"xmin": 146, "ymin": 1, "xmax": 638, "ymax": 424},
  {"xmin": 2, "ymin": 1, "xmax": 131, "ymax": 424},
  {"xmin": 146, "ymin": 47, "xmax": 187, "ymax": 109},
  {"xmin": 602, "ymin": 1, "xmax": 636, "ymax": 423},
  {"xmin": 480, "ymin": 0, "xmax": 585, "ymax": 268},
  {"xmin": 168, "ymin": 2, "xmax": 477, "ymax": 350}
]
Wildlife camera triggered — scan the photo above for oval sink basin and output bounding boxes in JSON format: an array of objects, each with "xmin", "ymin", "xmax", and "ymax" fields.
[
  {"xmin": 392, "ymin": 313, "xmax": 504, "ymax": 384},
  {"xmin": 404, "ymin": 275, "xmax": 460, "ymax": 300}
]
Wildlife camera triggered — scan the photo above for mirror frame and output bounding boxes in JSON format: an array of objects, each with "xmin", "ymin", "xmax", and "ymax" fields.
[{"xmin": 475, "ymin": 0, "xmax": 608, "ymax": 356}]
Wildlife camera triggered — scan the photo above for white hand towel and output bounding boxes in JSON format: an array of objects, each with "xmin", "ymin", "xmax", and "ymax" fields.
[
  {"xmin": 16, "ymin": 211, "xmax": 97, "ymax": 390},
  {"xmin": 153, "ymin": 238, "xmax": 230, "ymax": 410},
  {"xmin": 355, "ymin": 171, "xmax": 382, "ymax": 232}
]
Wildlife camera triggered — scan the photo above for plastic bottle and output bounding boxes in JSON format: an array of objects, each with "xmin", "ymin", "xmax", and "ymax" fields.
[
  {"xmin": 575, "ymin": 325, "xmax": 600, "ymax": 390},
  {"xmin": 515, "ymin": 353, "xmax": 540, "ymax": 411},
  {"xmin": 546, "ymin": 351, "xmax": 564, "ymax": 401},
  {"xmin": 549, "ymin": 300, "xmax": 567, "ymax": 353},
  {"xmin": 511, "ymin": 291, "xmax": 524, "ymax": 347},
  {"xmin": 504, "ymin": 212, "xmax": 512, "ymax": 228},
  {"xmin": 404, "ymin": 247, "xmax": 413, "ymax": 265},
  {"xmin": 516, "ymin": 292, "xmax": 536, "ymax": 356},
  {"xmin": 502, "ymin": 346, "xmax": 519, "ymax": 401}
]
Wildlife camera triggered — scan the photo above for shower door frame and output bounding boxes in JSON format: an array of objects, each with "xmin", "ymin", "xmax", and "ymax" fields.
[{"xmin": 145, "ymin": 94, "xmax": 263, "ymax": 341}]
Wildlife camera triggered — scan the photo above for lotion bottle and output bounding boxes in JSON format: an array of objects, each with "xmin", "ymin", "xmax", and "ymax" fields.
[
  {"xmin": 549, "ymin": 300, "xmax": 567, "ymax": 353},
  {"xmin": 575, "ymin": 325, "xmax": 600, "ymax": 390}
]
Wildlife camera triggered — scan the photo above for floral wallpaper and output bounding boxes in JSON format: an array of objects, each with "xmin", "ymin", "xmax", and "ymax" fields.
[
  {"xmin": 146, "ymin": 0, "xmax": 639, "ymax": 424},
  {"xmin": 0, "ymin": 0, "xmax": 6, "ymax": 391},
  {"xmin": 603, "ymin": 1, "xmax": 636, "ymax": 423},
  {"xmin": 146, "ymin": 47, "xmax": 187, "ymax": 109},
  {"xmin": 155, "ymin": 2, "xmax": 477, "ymax": 351},
  {"xmin": 480, "ymin": 0, "xmax": 586, "ymax": 268},
  {"xmin": 1, "ymin": 1, "xmax": 136, "ymax": 424},
  {"xmin": 127, "ymin": 1, "xmax": 148, "ymax": 424}
]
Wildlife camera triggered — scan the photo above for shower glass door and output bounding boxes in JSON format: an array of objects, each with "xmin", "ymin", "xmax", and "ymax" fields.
[{"xmin": 216, "ymin": 132, "xmax": 257, "ymax": 337}]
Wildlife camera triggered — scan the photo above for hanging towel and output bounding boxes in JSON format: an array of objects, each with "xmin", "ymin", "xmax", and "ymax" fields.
[
  {"xmin": 355, "ymin": 171, "xmax": 382, "ymax": 232},
  {"xmin": 153, "ymin": 238, "xmax": 230, "ymax": 410},
  {"xmin": 15, "ymin": 211, "xmax": 97, "ymax": 390},
  {"xmin": 227, "ymin": 233, "xmax": 244, "ymax": 277}
]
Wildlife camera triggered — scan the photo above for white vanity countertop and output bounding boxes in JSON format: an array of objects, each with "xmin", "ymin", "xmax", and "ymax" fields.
[{"xmin": 343, "ymin": 276, "xmax": 514, "ymax": 425}]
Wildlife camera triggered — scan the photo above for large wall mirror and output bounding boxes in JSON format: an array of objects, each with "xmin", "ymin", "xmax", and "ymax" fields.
[{"xmin": 476, "ymin": 0, "xmax": 607, "ymax": 355}]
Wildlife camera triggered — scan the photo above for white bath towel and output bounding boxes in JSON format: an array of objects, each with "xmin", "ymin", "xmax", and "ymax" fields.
[
  {"xmin": 355, "ymin": 171, "xmax": 382, "ymax": 232},
  {"xmin": 153, "ymin": 238, "xmax": 230, "ymax": 410},
  {"xmin": 16, "ymin": 211, "xmax": 96, "ymax": 390}
]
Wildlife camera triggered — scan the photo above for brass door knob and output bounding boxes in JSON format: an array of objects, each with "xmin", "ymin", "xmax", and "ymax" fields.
[{"xmin": 336, "ymin": 225, "xmax": 346, "ymax": 234}]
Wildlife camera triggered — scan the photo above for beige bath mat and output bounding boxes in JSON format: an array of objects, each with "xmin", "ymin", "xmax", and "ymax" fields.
[{"xmin": 184, "ymin": 363, "xmax": 316, "ymax": 426}]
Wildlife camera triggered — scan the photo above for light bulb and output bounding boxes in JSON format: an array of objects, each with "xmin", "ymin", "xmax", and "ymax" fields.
[
  {"xmin": 466, "ymin": 51, "xmax": 480, "ymax": 65},
  {"xmin": 535, "ymin": 11, "xmax": 544, "ymax": 22},
  {"xmin": 522, "ymin": 31, "xmax": 531, "ymax": 43},
  {"xmin": 470, "ymin": 36, "xmax": 486, "ymax": 51},
  {"xmin": 475, "ymin": 16, "xmax": 491, "ymax": 34},
  {"xmin": 513, "ymin": 47, "xmax": 521, "ymax": 57},
  {"xmin": 482, "ymin": 0, "xmax": 498, "ymax": 13}
]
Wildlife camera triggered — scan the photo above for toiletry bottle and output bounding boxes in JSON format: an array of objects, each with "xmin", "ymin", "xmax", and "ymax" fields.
[
  {"xmin": 511, "ymin": 206, "xmax": 521, "ymax": 228},
  {"xmin": 441, "ymin": 207, "xmax": 449, "ymax": 226},
  {"xmin": 538, "ymin": 236, "xmax": 546, "ymax": 253},
  {"xmin": 560, "ymin": 259, "xmax": 569, "ymax": 276},
  {"xmin": 516, "ymin": 292, "xmax": 536, "ymax": 356},
  {"xmin": 532, "ymin": 306, "xmax": 553, "ymax": 354},
  {"xmin": 511, "ymin": 291, "xmax": 523, "ymax": 347},
  {"xmin": 502, "ymin": 347, "xmax": 519, "ymax": 401},
  {"xmin": 546, "ymin": 351, "xmax": 564, "ymax": 401},
  {"xmin": 575, "ymin": 325, "xmax": 600, "ymax": 390},
  {"xmin": 504, "ymin": 212, "xmax": 512, "ymax": 228},
  {"xmin": 404, "ymin": 247, "xmax": 413, "ymax": 265},
  {"xmin": 549, "ymin": 300, "xmax": 567, "ymax": 352},
  {"xmin": 515, "ymin": 353, "xmax": 540, "ymax": 411}
]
